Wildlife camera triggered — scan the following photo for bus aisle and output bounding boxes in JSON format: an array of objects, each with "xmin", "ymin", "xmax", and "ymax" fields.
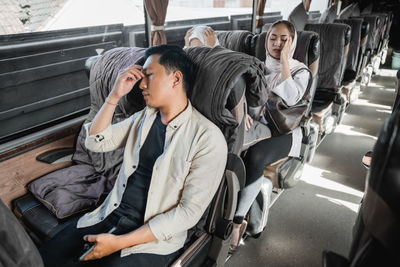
[{"xmin": 226, "ymin": 68, "xmax": 398, "ymax": 267}]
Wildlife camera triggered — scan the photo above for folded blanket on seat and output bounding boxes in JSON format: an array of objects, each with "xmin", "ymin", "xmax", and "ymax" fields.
[
  {"xmin": 28, "ymin": 165, "xmax": 111, "ymax": 219},
  {"xmin": 185, "ymin": 46, "xmax": 268, "ymax": 152}
]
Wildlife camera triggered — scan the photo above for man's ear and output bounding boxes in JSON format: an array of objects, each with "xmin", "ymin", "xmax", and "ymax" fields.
[{"xmin": 173, "ymin": 70, "xmax": 183, "ymax": 88}]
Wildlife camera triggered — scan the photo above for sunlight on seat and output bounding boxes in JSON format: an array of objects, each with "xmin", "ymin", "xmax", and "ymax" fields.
[
  {"xmin": 315, "ymin": 194, "xmax": 360, "ymax": 213},
  {"xmin": 301, "ymin": 165, "xmax": 364, "ymax": 199}
]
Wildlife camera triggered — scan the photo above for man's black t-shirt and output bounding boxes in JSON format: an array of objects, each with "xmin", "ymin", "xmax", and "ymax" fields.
[{"xmin": 113, "ymin": 112, "xmax": 166, "ymax": 225}]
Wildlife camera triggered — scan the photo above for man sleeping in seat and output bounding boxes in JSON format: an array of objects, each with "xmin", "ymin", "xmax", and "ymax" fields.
[{"xmin": 39, "ymin": 45, "xmax": 227, "ymax": 267}]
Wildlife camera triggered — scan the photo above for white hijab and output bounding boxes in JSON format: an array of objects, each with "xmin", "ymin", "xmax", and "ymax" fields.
[
  {"xmin": 264, "ymin": 24, "xmax": 305, "ymax": 89},
  {"xmin": 188, "ymin": 25, "xmax": 220, "ymax": 47}
]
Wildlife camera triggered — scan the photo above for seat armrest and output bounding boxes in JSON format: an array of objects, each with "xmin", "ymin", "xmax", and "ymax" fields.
[
  {"xmin": 36, "ymin": 148, "xmax": 75, "ymax": 164},
  {"xmin": 323, "ymin": 250, "xmax": 350, "ymax": 267}
]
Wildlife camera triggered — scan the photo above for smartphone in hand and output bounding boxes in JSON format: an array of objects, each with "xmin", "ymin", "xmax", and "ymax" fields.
[{"xmin": 78, "ymin": 226, "xmax": 117, "ymax": 261}]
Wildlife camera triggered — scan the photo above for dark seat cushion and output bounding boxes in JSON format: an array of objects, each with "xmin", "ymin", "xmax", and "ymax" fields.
[
  {"xmin": 311, "ymin": 90, "xmax": 337, "ymax": 113},
  {"xmin": 13, "ymin": 194, "xmax": 81, "ymax": 242}
]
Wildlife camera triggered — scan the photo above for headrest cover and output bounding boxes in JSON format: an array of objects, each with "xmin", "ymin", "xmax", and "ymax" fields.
[
  {"xmin": 288, "ymin": 2, "xmax": 308, "ymax": 31},
  {"xmin": 334, "ymin": 19, "xmax": 363, "ymax": 72},
  {"xmin": 188, "ymin": 25, "xmax": 220, "ymax": 47},
  {"xmin": 215, "ymin": 30, "xmax": 253, "ymax": 53},
  {"xmin": 305, "ymin": 23, "xmax": 351, "ymax": 88}
]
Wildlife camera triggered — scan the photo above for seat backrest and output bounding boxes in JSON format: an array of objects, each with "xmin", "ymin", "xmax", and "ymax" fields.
[
  {"xmin": 305, "ymin": 23, "xmax": 351, "ymax": 89},
  {"xmin": 288, "ymin": 2, "xmax": 309, "ymax": 31},
  {"xmin": 0, "ymin": 199, "xmax": 44, "ymax": 267},
  {"xmin": 215, "ymin": 30, "xmax": 253, "ymax": 54},
  {"xmin": 250, "ymin": 30, "xmax": 319, "ymax": 72},
  {"xmin": 338, "ymin": 3, "xmax": 356, "ymax": 19},
  {"xmin": 385, "ymin": 13, "xmax": 394, "ymax": 41},
  {"xmin": 394, "ymin": 70, "xmax": 400, "ymax": 113},
  {"xmin": 294, "ymin": 30, "xmax": 320, "ymax": 116},
  {"xmin": 374, "ymin": 13, "xmax": 388, "ymax": 52},
  {"xmin": 359, "ymin": 15, "xmax": 380, "ymax": 53},
  {"xmin": 334, "ymin": 18, "xmax": 363, "ymax": 81},
  {"xmin": 72, "ymin": 47, "xmax": 146, "ymax": 183},
  {"xmin": 348, "ymin": 108, "xmax": 400, "ymax": 266},
  {"xmin": 356, "ymin": 20, "xmax": 370, "ymax": 77},
  {"xmin": 352, "ymin": 2, "xmax": 361, "ymax": 17},
  {"xmin": 250, "ymin": 31, "xmax": 268, "ymax": 62},
  {"xmin": 319, "ymin": 3, "xmax": 339, "ymax": 24},
  {"xmin": 249, "ymin": 30, "xmax": 319, "ymax": 118}
]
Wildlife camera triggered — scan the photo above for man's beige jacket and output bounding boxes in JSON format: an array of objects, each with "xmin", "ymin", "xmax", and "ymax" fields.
[{"xmin": 77, "ymin": 101, "xmax": 227, "ymax": 256}]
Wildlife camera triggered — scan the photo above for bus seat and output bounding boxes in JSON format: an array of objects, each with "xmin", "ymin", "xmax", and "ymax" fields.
[
  {"xmin": 355, "ymin": 20, "xmax": 370, "ymax": 80},
  {"xmin": 334, "ymin": 19, "xmax": 363, "ymax": 103},
  {"xmin": 319, "ymin": 3, "xmax": 339, "ymax": 24},
  {"xmin": 244, "ymin": 29, "xmax": 320, "ymax": 238},
  {"xmin": 394, "ymin": 70, "xmax": 400, "ymax": 113},
  {"xmin": 338, "ymin": 3, "xmax": 356, "ymax": 19},
  {"xmin": 13, "ymin": 47, "xmax": 147, "ymax": 245},
  {"xmin": 304, "ymin": 23, "xmax": 351, "ymax": 136},
  {"xmin": 171, "ymin": 45, "xmax": 269, "ymax": 266},
  {"xmin": 380, "ymin": 12, "xmax": 393, "ymax": 65},
  {"xmin": 352, "ymin": 3, "xmax": 361, "ymax": 17},
  {"xmin": 15, "ymin": 46, "xmax": 251, "ymax": 266},
  {"xmin": 288, "ymin": 2, "xmax": 309, "ymax": 31},
  {"xmin": 323, "ymin": 104, "xmax": 400, "ymax": 267},
  {"xmin": 246, "ymin": 30, "xmax": 320, "ymax": 188},
  {"xmin": 356, "ymin": 15, "xmax": 380, "ymax": 85},
  {"xmin": 261, "ymin": 22, "xmax": 273, "ymax": 33},
  {"xmin": 0, "ymin": 198, "xmax": 44, "ymax": 267},
  {"xmin": 262, "ymin": 30, "xmax": 321, "ymax": 189},
  {"xmin": 215, "ymin": 30, "xmax": 253, "ymax": 54}
]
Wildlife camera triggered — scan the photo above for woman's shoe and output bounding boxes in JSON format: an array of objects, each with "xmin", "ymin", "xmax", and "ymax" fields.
[
  {"xmin": 362, "ymin": 151, "xmax": 372, "ymax": 169},
  {"xmin": 229, "ymin": 220, "xmax": 248, "ymax": 254}
]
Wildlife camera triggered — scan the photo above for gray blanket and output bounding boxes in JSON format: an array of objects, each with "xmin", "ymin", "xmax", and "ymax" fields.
[
  {"xmin": 72, "ymin": 47, "xmax": 146, "ymax": 182},
  {"xmin": 29, "ymin": 48, "xmax": 146, "ymax": 218},
  {"xmin": 185, "ymin": 46, "xmax": 267, "ymax": 152}
]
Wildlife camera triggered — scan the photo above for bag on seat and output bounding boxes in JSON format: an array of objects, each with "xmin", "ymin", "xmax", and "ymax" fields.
[{"xmin": 264, "ymin": 67, "xmax": 313, "ymax": 136}]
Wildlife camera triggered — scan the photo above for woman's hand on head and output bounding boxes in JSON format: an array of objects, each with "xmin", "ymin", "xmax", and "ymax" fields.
[
  {"xmin": 109, "ymin": 65, "xmax": 144, "ymax": 103},
  {"xmin": 245, "ymin": 114, "xmax": 254, "ymax": 131},
  {"xmin": 184, "ymin": 29, "xmax": 193, "ymax": 47},
  {"xmin": 280, "ymin": 37, "xmax": 292, "ymax": 64},
  {"xmin": 203, "ymin": 27, "xmax": 217, "ymax": 47}
]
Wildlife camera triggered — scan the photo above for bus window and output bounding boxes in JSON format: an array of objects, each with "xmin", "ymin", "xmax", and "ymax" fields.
[
  {"xmin": 0, "ymin": 0, "xmax": 145, "ymax": 35},
  {"xmin": 166, "ymin": 0, "xmax": 252, "ymax": 22},
  {"xmin": 265, "ymin": 0, "xmax": 328, "ymax": 19}
]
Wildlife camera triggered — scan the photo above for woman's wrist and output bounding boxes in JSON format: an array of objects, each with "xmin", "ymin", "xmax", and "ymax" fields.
[{"xmin": 106, "ymin": 95, "xmax": 120, "ymax": 106}]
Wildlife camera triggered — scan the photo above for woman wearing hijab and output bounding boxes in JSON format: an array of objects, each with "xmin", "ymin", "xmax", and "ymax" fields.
[
  {"xmin": 230, "ymin": 20, "xmax": 310, "ymax": 251},
  {"xmin": 184, "ymin": 25, "xmax": 220, "ymax": 47}
]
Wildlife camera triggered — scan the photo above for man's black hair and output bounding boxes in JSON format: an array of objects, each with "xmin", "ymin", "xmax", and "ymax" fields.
[{"xmin": 144, "ymin": 45, "xmax": 194, "ymax": 93}]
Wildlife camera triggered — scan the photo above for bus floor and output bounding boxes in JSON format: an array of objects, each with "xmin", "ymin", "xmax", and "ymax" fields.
[{"xmin": 226, "ymin": 68, "xmax": 398, "ymax": 267}]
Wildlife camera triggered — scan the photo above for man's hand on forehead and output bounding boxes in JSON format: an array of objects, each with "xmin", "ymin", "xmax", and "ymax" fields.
[{"xmin": 110, "ymin": 65, "xmax": 145, "ymax": 100}]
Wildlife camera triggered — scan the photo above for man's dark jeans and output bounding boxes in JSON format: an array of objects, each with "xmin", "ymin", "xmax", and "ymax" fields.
[{"xmin": 39, "ymin": 213, "xmax": 180, "ymax": 267}]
